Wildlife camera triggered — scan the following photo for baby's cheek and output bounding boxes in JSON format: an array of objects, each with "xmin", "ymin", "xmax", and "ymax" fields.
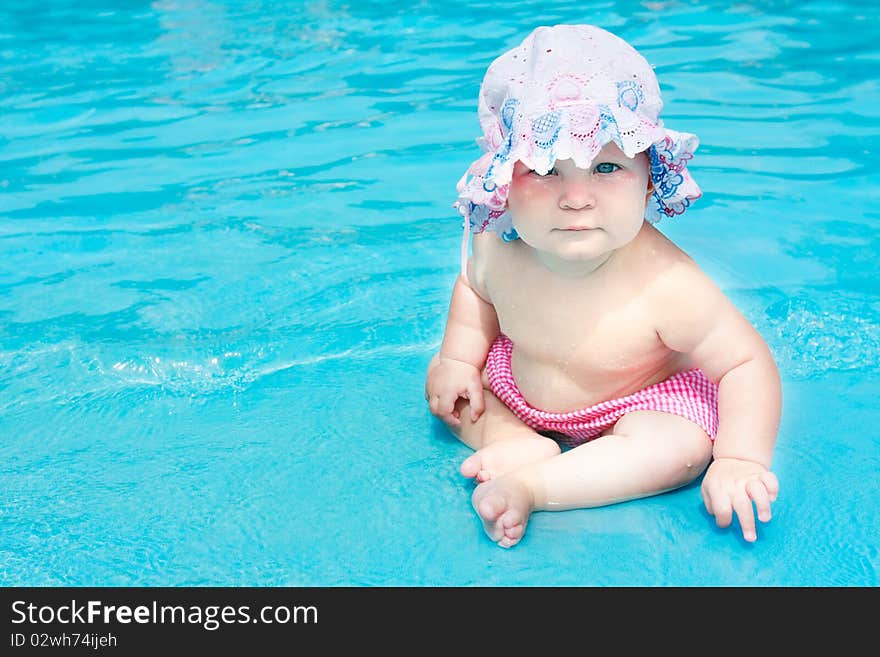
[{"xmin": 509, "ymin": 178, "xmax": 549, "ymax": 206}]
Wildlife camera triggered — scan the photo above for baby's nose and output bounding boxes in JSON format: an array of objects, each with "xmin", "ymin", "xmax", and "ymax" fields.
[{"xmin": 559, "ymin": 175, "xmax": 596, "ymax": 210}]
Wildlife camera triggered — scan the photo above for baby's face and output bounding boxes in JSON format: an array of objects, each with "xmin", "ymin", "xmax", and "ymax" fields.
[{"xmin": 506, "ymin": 142, "xmax": 653, "ymax": 266}]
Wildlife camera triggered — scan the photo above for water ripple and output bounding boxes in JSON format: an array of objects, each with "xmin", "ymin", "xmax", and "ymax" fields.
[
  {"xmin": 756, "ymin": 290, "xmax": 880, "ymax": 380},
  {"xmin": 2, "ymin": 0, "xmax": 878, "ymax": 586}
]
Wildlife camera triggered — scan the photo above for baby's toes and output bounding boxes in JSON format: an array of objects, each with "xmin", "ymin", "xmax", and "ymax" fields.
[
  {"xmin": 489, "ymin": 521, "xmax": 509, "ymax": 543},
  {"xmin": 475, "ymin": 489, "xmax": 505, "ymax": 521},
  {"xmin": 460, "ymin": 453, "xmax": 483, "ymax": 479},
  {"xmin": 501, "ymin": 508, "xmax": 524, "ymax": 531},
  {"xmin": 497, "ymin": 529, "xmax": 523, "ymax": 548}
]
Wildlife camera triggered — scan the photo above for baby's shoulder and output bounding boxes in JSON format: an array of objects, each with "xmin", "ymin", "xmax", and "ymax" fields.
[
  {"xmin": 472, "ymin": 230, "xmax": 516, "ymax": 271},
  {"xmin": 632, "ymin": 226, "xmax": 701, "ymax": 280},
  {"xmin": 468, "ymin": 231, "xmax": 505, "ymax": 299},
  {"xmin": 472, "ymin": 230, "xmax": 503, "ymax": 254},
  {"xmin": 639, "ymin": 235, "xmax": 724, "ymax": 314}
]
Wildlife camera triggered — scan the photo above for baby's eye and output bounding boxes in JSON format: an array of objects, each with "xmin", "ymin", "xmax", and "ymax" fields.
[
  {"xmin": 594, "ymin": 162, "xmax": 620, "ymax": 174},
  {"xmin": 530, "ymin": 166, "xmax": 558, "ymax": 176}
]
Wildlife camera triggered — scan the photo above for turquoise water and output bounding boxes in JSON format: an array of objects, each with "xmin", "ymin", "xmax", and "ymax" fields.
[{"xmin": 1, "ymin": 0, "xmax": 877, "ymax": 586}]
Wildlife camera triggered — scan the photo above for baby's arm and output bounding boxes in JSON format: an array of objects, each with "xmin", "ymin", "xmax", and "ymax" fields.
[
  {"xmin": 426, "ymin": 238, "xmax": 500, "ymax": 426},
  {"xmin": 656, "ymin": 262, "xmax": 782, "ymax": 542}
]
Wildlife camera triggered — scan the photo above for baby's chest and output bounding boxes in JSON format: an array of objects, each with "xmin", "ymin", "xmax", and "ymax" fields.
[{"xmin": 490, "ymin": 274, "xmax": 661, "ymax": 366}]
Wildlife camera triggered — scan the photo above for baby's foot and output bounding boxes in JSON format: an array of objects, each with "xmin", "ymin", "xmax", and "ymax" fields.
[
  {"xmin": 460, "ymin": 435, "xmax": 559, "ymax": 482},
  {"xmin": 472, "ymin": 475, "xmax": 536, "ymax": 548}
]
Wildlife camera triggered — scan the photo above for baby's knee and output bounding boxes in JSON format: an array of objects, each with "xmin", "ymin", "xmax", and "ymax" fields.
[{"xmin": 678, "ymin": 433, "xmax": 713, "ymax": 482}]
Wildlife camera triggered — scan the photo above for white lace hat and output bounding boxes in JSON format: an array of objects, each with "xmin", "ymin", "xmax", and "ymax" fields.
[{"xmin": 455, "ymin": 24, "xmax": 702, "ymax": 243}]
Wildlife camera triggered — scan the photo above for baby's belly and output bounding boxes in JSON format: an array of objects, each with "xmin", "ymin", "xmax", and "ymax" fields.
[{"xmin": 509, "ymin": 348, "xmax": 687, "ymax": 413}]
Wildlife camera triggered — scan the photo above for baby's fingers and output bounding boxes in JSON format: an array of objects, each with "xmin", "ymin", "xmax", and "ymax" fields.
[
  {"xmin": 465, "ymin": 380, "xmax": 486, "ymax": 422},
  {"xmin": 702, "ymin": 483, "xmax": 733, "ymax": 529},
  {"xmin": 760, "ymin": 470, "xmax": 780, "ymax": 502},
  {"xmin": 732, "ymin": 490, "xmax": 758, "ymax": 542},
  {"xmin": 747, "ymin": 479, "xmax": 773, "ymax": 524},
  {"xmin": 429, "ymin": 393, "xmax": 461, "ymax": 426}
]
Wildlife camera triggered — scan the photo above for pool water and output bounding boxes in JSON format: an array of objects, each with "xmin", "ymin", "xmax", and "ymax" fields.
[{"xmin": 1, "ymin": 0, "xmax": 877, "ymax": 586}]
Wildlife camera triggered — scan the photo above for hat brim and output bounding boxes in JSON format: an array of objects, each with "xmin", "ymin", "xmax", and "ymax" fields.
[{"xmin": 455, "ymin": 106, "xmax": 701, "ymax": 236}]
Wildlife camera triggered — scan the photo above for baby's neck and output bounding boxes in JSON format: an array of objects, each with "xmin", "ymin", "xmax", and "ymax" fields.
[{"xmin": 533, "ymin": 249, "xmax": 616, "ymax": 278}]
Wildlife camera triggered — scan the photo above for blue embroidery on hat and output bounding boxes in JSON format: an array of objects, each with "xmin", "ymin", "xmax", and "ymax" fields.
[
  {"xmin": 616, "ymin": 80, "xmax": 643, "ymax": 112},
  {"xmin": 531, "ymin": 111, "xmax": 561, "ymax": 149}
]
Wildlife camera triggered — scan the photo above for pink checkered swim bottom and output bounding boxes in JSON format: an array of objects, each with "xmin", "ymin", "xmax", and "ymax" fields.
[{"xmin": 485, "ymin": 334, "xmax": 720, "ymax": 448}]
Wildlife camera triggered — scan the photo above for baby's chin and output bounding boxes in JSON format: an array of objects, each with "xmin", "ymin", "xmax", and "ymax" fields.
[
  {"xmin": 548, "ymin": 231, "xmax": 609, "ymax": 255},
  {"xmin": 528, "ymin": 241, "xmax": 616, "ymax": 274}
]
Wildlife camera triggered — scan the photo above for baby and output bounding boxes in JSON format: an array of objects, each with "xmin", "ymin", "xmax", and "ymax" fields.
[{"xmin": 425, "ymin": 24, "xmax": 782, "ymax": 548}]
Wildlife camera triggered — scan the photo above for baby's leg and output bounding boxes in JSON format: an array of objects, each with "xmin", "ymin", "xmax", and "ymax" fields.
[
  {"xmin": 449, "ymin": 388, "xmax": 560, "ymax": 482},
  {"xmin": 472, "ymin": 410, "xmax": 714, "ymax": 548}
]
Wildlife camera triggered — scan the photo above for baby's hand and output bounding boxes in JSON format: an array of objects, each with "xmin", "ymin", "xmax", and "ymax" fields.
[
  {"xmin": 700, "ymin": 457, "xmax": 779, "ymax": 543},
  {"xmin": 424, "ymin": 355, "xmax": 485, "ymax": 427}
]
